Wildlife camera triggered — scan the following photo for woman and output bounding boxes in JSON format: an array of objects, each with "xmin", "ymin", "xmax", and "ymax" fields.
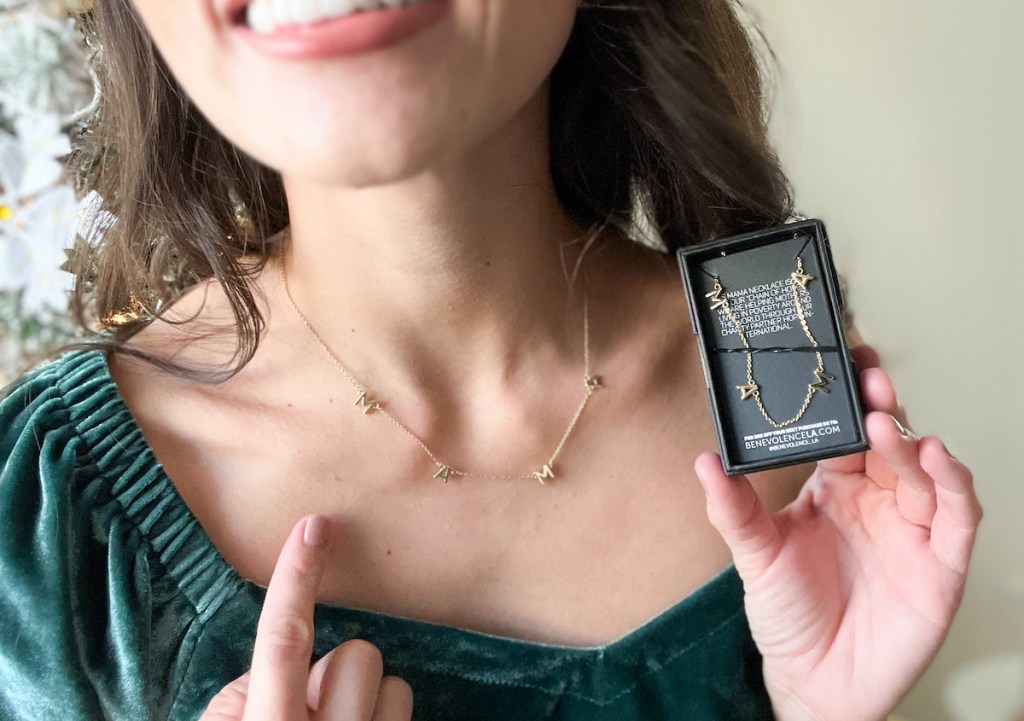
[{"xmin": 0, "ymin": 0, "xmax": 981, "ymax": 719}]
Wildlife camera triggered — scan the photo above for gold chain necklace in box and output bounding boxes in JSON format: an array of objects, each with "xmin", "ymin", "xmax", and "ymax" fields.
[{"xmin": 705, "ymin": 255, "xmax": 834, "ymax": 429}]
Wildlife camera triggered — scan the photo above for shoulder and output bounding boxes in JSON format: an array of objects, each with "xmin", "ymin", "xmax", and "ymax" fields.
[
  {"xmin": 0, "ymin": 347, "xmax": 123, "ymax": 539},
  {"xmin": 0, "ymin": 344, "xmax": 163, "ymax": 544},
  {"xmin": 0, "ymin": 346, "xmax": 201, "ymax": 720},
  {"xmin": 0, "ymin": 347, "xmax": 106, "ymax": 453}
]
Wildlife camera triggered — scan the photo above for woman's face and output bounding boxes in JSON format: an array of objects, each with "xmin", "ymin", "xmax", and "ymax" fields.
[{"xmin": 129, "ymin": 0, "xmax": 578, "ymax": 187}]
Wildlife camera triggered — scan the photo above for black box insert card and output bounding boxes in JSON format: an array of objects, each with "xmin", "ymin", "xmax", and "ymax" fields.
[{"xmin": 676, "ymin": 219, "xmax": 868, "ymax": 475}]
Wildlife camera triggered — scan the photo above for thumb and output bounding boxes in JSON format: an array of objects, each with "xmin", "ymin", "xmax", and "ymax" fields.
[
  {"xmin": 694, "ymin": 452, "xmax": 781, "ymax": 581},
  {"xmin": 200, "ymin": 670, "xmax": 250, "ymax": 720},
  {"xmin": 307, "ymin": 646, "xmax": 338, "ymax": 712}
]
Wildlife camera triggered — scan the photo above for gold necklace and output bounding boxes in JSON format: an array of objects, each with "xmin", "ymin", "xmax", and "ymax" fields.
[
  {"xmin": 705, "ymin": 255, "xmax": 834, "ymax": 429},
  {"xmin": 276, "ymin": 227, "xmax": 603, "ymax": 485}
]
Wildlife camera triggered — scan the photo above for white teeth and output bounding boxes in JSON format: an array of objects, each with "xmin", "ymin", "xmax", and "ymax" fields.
[
  {"xmin": 245, "ymin": 0, "xmax": 274, "ymax": 32},
  {"xmin": 321, "ymin": 0, "xmax": 357, "ymax": 15},
  {"xmin": 289, "ymin": 0, "xmax": 316, "ymax": 24},
  {"xmin": 244, "ymin": 0, "xmax": 428, "ymax": 34},
  {"xmin": 266, "ymin": 0, "xmax": 294, "ymax": 26}
]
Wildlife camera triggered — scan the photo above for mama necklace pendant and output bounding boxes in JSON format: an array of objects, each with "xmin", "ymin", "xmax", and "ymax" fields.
[{"xmin": 279, "ymin": 227, "xmax": 602, "ymax": 485}]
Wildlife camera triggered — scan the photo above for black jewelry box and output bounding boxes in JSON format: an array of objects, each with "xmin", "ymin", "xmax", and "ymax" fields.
[{"xmin": 675, "ymin": 219, "xmax": 868, "ymax": 475}]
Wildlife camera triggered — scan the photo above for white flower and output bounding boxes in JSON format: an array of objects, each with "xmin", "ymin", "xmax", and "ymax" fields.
[
  {"xmin": 0, "ymin": 111, "xmax": 69, "ymax": 196},
  {"xmin": 14, "ymin": 112, "xmax": 69, "ymax": 195},
  {"xmin": 0, "ymin": 182, "xmax": 79, "ymax": 314},
  {"xmin": 0, "ymin": 1, "xmax": 97, "ymax": 380},
  {"xmin": 0, "ymin": 111, "xmax": 79, "ymax": 313},
  {"xmin": 0, "ymin": 8, "xmax": 98, "ymax": 125},
  {"xmin": 0, "ymin": 127, "xmax": 27, "ymax": 283}
]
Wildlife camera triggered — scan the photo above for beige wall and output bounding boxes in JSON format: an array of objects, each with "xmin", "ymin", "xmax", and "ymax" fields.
[{"xmin": 739, "ymin": 1, "xmax": 1024, "ymax": 719}]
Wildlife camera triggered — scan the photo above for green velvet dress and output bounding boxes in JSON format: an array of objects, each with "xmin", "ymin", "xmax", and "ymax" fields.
[{"xmin": 0, "ymin": 347, "xmax": 774, "ymax": 720}]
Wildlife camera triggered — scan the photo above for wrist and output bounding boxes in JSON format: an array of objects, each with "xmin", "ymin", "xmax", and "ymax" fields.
[
  {"xmin": 768, "ymin": 689, "xmax": 821, "ymax": 721},
  {"xmin": 767, "ymin": 683, "xmax": 888, "ymax": 721}
]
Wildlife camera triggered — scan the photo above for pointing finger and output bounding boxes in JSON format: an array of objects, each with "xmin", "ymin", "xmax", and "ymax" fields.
[{"xmin": 243, "ymin": 515, "xmax": 331, "ymax": 720}]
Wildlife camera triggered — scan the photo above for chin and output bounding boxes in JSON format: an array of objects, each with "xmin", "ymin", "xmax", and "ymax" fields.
[
  {"xmin": 230, "ymin": 82, "xmax": 457, "ymax": 181},
  {"xmin": 264, "ymin": 134, "xmax": 448, "ymax": 188}
]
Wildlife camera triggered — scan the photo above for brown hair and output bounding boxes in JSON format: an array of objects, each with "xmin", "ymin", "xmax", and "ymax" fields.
[{"xmin": 8, "ymin": 0, "xmax": 793, "ymax": 390}]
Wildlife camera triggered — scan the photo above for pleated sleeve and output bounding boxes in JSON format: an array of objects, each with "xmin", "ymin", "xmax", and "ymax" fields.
[{"xmin": 0, "ymin": 353, "xmax": 203, "ymax": 721}]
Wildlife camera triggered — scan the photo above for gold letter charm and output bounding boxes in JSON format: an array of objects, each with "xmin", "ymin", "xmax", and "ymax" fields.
[
  {"xmin": 736, "ymin": 382, "xmax": 759, "ymax": 400},
  {"xmin": 585, "ymin": 375, "xmax": 602, "ymax": 391},
  {"xmin": 532, "ymin": 464, "xmax": 555, "ymax": 485},
  {"xmin": 433, "ymin": 464, "xmax": 451, "ymax": 483},
  {"xmin": 809, "ymin": 368, "xmax": 834, "ymax": 394},
  {"xmin": 791, "ymin": 256, "xmax": 814, "ymax": 289},
  {"xmin": 354, "ymin": 390, "xmax": 381, "ymax": 414},
  {"xmin": 705, "ymin": 282, "xmax": 729, "ymax": 310}
]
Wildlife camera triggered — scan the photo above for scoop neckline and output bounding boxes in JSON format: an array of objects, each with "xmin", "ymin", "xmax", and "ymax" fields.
[{"xmin": 61, "ymin": 344, "xmax": 744, "ymax": 662}]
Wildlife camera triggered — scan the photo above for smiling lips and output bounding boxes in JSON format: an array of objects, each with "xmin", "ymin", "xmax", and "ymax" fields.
[
  {"xmin": 243, "ymin": 0, "xmax": 432, "ymax": 33},
  {"xmin": 228, "ymin": 0, "xmax": 449, "ymax": 59}
]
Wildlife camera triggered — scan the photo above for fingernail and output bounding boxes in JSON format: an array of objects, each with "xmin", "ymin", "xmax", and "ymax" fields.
[
  {"xmin": 941, "ymin": 441, "xmax": 961, "ymax": 463},
  {"xmin": 891, "ymin": 415, "xmax": 918, "ymax": 441},
  {"xmin": 303, "ymin": 515, "xmax": 330, "ymax": 549}
]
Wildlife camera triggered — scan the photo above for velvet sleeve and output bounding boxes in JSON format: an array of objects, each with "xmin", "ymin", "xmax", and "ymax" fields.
[{"xmin": 0, "ymin": 358, "xmax": 199, "ymax": 721}]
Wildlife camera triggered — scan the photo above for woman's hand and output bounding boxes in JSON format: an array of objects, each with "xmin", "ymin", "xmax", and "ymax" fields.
[
  {"xmin": 694, "ymin": 345, "xmax": 983, "ymax": 721},
  {"xmin": 200, "ymin": 515, "xmax": 414, "ymax": 721}
]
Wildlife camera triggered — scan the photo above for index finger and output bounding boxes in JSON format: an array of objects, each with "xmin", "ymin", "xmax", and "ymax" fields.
[{"xmin": 243, "ymin": 514, "xmax": 331, "ymax": 721}]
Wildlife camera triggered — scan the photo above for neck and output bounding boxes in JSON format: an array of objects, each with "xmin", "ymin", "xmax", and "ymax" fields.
[{"xmin": 267, "ymin": 89, "xmax": 611, "ymax": 405}]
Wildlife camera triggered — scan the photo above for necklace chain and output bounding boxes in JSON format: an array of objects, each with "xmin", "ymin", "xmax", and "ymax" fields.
[
  {"xmin": 706, "ymin": 255, "xmax": 833, "ymax": 429},
  {"xmin": 276, "ymin": 227, "xmax": 602, "ymax": 484}
]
